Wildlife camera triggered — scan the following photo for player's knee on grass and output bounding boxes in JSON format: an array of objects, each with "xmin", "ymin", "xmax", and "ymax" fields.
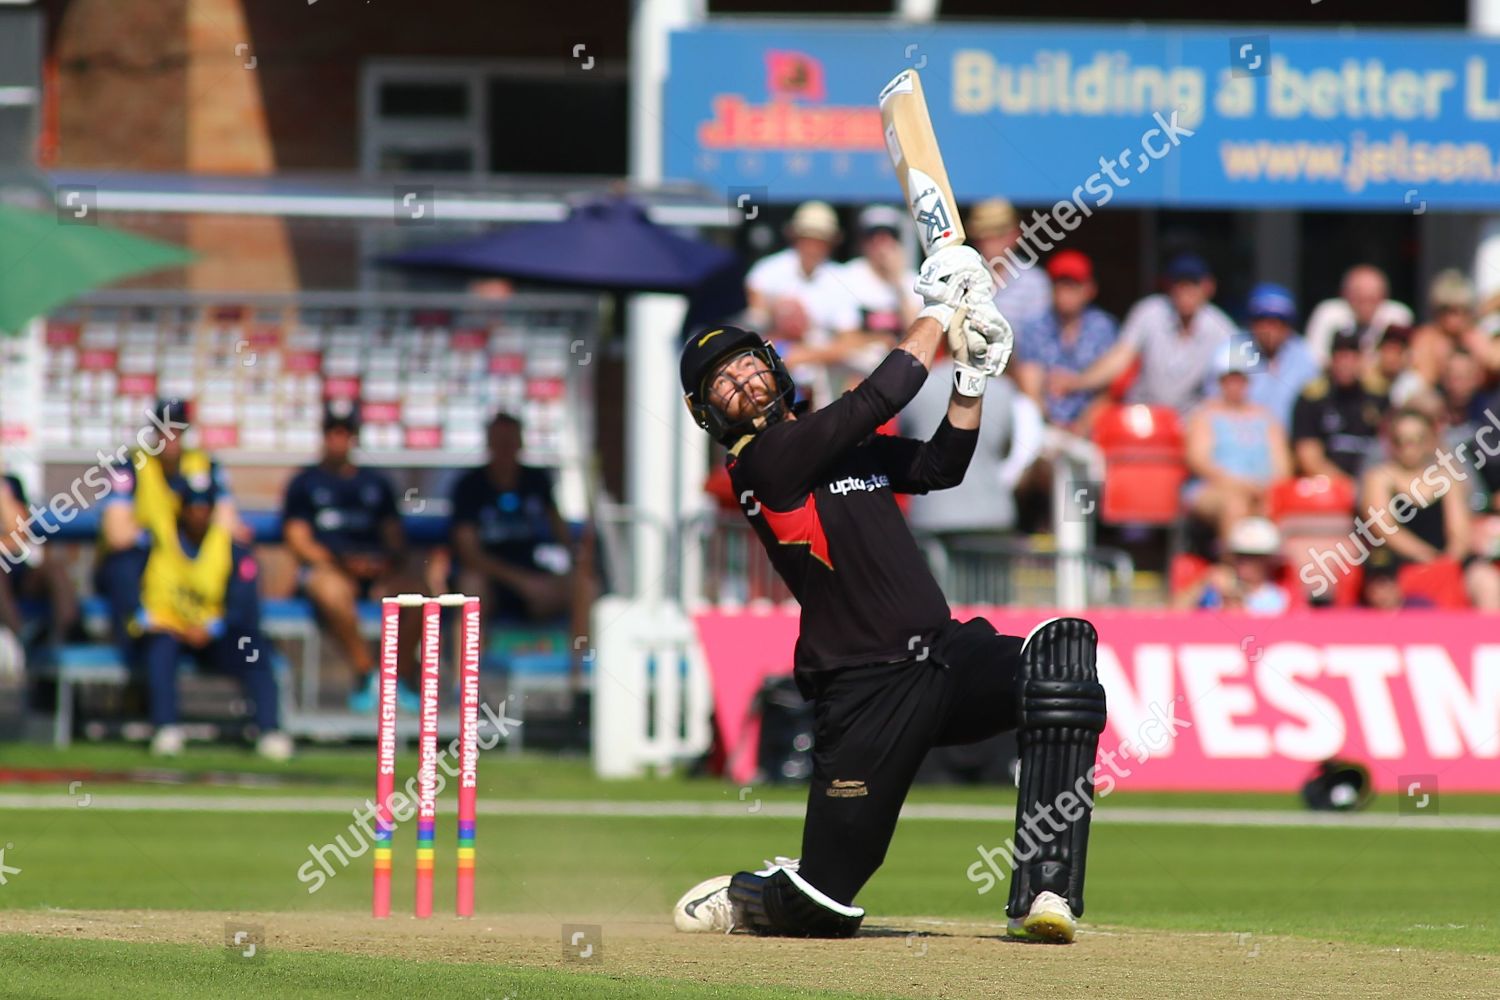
[{"xmin": 729, "ymin": 867, "xmax": 864, "ymax": 938}]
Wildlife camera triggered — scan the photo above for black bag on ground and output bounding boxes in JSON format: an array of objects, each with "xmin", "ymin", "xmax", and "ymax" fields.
[{"xmin": 754, "ymin": 676, "xmax": 815, "ymax": 783}]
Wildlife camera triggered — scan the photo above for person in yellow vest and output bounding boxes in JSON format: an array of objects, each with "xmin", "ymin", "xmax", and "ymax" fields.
[
  {"xmin": 136, "ymin": 472, "xmax": 290, "ymax": 760},
  {"xmin": 97, "ymin": 399, "xmax": 245, "ymax": 649}
]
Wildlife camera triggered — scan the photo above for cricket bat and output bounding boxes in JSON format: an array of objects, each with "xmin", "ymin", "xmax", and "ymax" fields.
[{"xmin": 878, "ymin": 68, "xmax": 966, "ymax": 259}]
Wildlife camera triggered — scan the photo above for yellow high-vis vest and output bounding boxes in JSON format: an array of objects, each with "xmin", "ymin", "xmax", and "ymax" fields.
[{"xmin": 140, "ymin": 523, "xmax": 233, "ymax": 632}]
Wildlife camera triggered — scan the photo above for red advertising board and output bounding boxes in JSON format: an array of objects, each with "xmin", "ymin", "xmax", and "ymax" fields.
[{"xmin": 694, "ymin": 608, "xmax": 1500, "ymax": 793}]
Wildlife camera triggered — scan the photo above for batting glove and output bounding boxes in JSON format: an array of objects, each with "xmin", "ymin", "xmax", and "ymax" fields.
[
  {"xmin": 946, "ymin": 312, "xmax": 994, "ymax": 397},
  {"xmin": 914, "ymin": 245, "xmax": 995, "ymax": 311},
  {"xmin": 963, "ymin": 299, "xmax": 1014, "ymax": 375}
]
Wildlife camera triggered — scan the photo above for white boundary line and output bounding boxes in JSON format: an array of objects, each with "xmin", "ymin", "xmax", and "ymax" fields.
[{"xmin": 0, "ymin": 795, "xmax": 1496, "ymax": 830}]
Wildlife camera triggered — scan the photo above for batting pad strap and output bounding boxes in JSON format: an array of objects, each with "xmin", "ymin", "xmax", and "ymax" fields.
[
  {"xmin": 729, "ymin": 868, "xmax": 865, "ymax": 938},
  {"xmin": 780, "ymin": 867, "xmax": 865, "ymax": 918},
  {"xmin": 1021, "ymin": 678, "xmax": 1107, "ymax": 731}
]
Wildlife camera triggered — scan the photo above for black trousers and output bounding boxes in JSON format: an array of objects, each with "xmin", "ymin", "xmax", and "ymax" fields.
[{"xmin": 796, "ymin": 617, "xmax": 1023, "ymax": 905}]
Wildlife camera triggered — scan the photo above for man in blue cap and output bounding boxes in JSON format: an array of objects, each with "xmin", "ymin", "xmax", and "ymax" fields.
[
  {"xmin": 1048, "ymin": 253, "xmax": 1235, "ymax": 416},
  {"xmin": 1211, "ymin": 282, "xmax": 1320, "ymax": 429}
]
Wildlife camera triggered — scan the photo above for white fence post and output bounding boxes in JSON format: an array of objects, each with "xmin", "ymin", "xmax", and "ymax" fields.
[{"xmin": 591, "ymin": 595, "xmax": 713, "ymax": 778}]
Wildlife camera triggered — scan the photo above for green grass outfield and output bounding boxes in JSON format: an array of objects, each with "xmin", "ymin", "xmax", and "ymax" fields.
[
  {"xmin": 0, "ymin": 936, "xmax": 872, "ymax": 1000},
  {"xmin": 1, "ymin": 746, "xmax": 1497, "ymax": 997}
]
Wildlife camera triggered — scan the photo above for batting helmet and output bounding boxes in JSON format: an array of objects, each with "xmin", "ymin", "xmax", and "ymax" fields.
[{"xmin": 679, "ymin": 326, "xmax": 796, "ymax": 444}]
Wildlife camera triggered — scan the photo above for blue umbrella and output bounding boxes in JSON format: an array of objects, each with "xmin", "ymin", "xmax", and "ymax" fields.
[{"xmin": 384, "ymin": 196, "xmax": 742, "ymax": 297}]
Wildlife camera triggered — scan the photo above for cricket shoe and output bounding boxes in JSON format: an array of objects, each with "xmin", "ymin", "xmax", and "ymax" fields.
[
  {"xmin": 347, "ymin": 672, "xmax": 423, "ymax": 714},
  {"xmin": 255, "ymin": 730, "xmax": 295, "ymax": 762},
  {"xmin": 150, "ymin": 724, "xmax": 185, "ymax": 758},
  {"xmin": 1007, "ymin": 891, "xmax": 1077, "ymax": 944},
  {"xmin": 673, "ymin": 875, "xmax": 739, "ymax": 933}
]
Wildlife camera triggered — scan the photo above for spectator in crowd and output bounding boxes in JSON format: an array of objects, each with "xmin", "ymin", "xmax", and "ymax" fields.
[
  {"xmin": 1050, "ymin": 254, "xmax": 1235, "ymax": 416},
  {"xmin": 840, "ymin": 205, "xmax": 920, "ymax": 345},
  {"xmin": 0, "ymin": 468, "xmax": 78, "ymax": 645},
  {"xmin": 1214, "ymin": 283, "xmax": 1319, "ymax": 429},
  {"xmin": 1358, "ymin": 548, "xmax": 1430, "ymax": 610},
  {"xmin": 900, "ymin": 354, "xmax": 1043, "ymax": 553},
  {"xmin": 1476, "ymin": 288, "xmax": 1500, "ymax": 370},
  {"xmin": 282, "ymin": 402, "xmax": 422, "ymax": 712},
  {"xmin": 1184, "ymin": 347, "xmax": 1292, "ymax": 542},
  {"xmin": 1363, "ymin": 325, "xmax": 1425, "ymax": 406},
  {"xmin": 1014, "ymin": 250, "xmax": 1118, "ymax": 435},
  {"xmin": 136, "ymin": 473, "xmax": 290, "ymax": 760},
  {"xmin": 745, "ymin": 200, "xmax": 859, "ymax": 345},
  {"xmin": 820, "ymin": 204, "xmax": 921, "ymax": 389},
  {"xmin": 98, "ymin": 399, "xmax": 243, "ymax": 649},
  {"xmin": 1435, "ymin": 350, "xmax": 1495, "ymax": 512},
  {"xmin": 1174, "ymin": 516, "xmax": 1290, "ymax": 615},
  {"xmin": 1290, "ymin": 331, "xmax": 1386, "ymax": 482},
  {"xmin": 1306, "ymin": 264, "xmax": 1413, "ymax": 362},
  {"xmin": 967, "ymin": 198, "xmax": 1051, "ymax": 334},
  {"xmin": 1362, "ymin": 408, "xmax": 1500, "ymax": 610},
  {"xmin": 450, "ymin": 413, "xmax": 587, "ymax": 640},
  {"xmin": 1411, "ymin": 270, "xmax": 1487, "ymax": 390},
  {"xmin": 746, "ymin": 201, "xmax": 864, "ymax": 405}
]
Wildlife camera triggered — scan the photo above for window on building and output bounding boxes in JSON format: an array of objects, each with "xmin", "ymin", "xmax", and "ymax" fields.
[{"xmin": 363, "ymin": 61, "xmax": 626, "ymax": 177}]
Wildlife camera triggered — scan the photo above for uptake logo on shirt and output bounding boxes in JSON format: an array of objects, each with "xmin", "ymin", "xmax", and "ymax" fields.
[{"xmin": 827, "ymin": 473, "xmax": 891, "ymax": 496}]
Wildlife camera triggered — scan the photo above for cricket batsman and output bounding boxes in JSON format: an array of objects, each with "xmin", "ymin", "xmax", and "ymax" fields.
[{"xmin": 672, "ymin": 245, "xmax": 1107, "ymax": 943}]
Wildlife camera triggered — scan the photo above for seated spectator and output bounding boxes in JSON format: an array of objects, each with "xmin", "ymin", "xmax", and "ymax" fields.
[
  {"xmin": 1306, "ymin": 264, "xmax": 1414, "ymax": 362},
  {"xmin": 900, "ymin": 355, "xmax": 1043, "ymax": 545},
  {"xmin": 1435, "ymin": 350, "xmax": 1499, "ymax": 514},
  {"xmin": 1015, "ymin": 250, "xmax": 1117, "ymax": 435},
  {"xmin": 1174, "ymin": 516, "xmax": 1290, "ymax": 615},
  {"xmin": 745, "ymin": 200, "xmax": 858, "ymax": 342},
  {"xmin": 815, "ymin": 204, "xmax": 919, "ymax": 390},
  {"xmin": 968, "ymin": 199, "xmax": 1051, "ymax": 334},
  {"xmin": 1359, "ymin": 548, "xmax": 1432, "ymax": 610},
  {"xmin": 0, "ymin": 468, "xmax": 78, "ymax": 645},
  {"xmin": 1363, "ymin": 325, "xmax": 1425, "ymax": 406},
  {"xmin": 136, "ymin": 473, "xmax": 289, "ymax": 760},
  {"xmin": 1361, "ymin": 408, "xmax": 1500, "ymax": 610},
  {"xmin": 747, "ymin": 201, "xmax": 865, "ymax": 403},
  {"xmin": 97, "ymin": 399, "xmax": 242, "ymax": 648},
  {"xmin": 282, "ymin": 402, "xmax": 422, "ymax": 712},
  {"xmin": 1213, "ymin": 283, "xmax": 1319, "ymax": 429},
  {"xmin": 1475, "ymin": 288, "xmax": 1500, "ymax": 372},
  {"xmin": 1051, "ymin": 254, "xmax": 1235, "ymax": 416},
  {"xmin": 450, "ymin": 412, "xmax": 584, "ymax": 634},
  {"xmin": 1290, "ymin": 331, "xmax": 1386, "ymax": 483},
  {"xmin": 1411, "ymin": 270, "xmax": 1487, "ymax": 390},
  {"xmin": 840, "ymin": 204, "xmax": 920, "ymax": 345},
  {"xmin": 1184, "ymin": 347, "xmax": 1292, "ymax": 542}
]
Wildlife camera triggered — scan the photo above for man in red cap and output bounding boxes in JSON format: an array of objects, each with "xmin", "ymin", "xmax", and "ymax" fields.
[{"xmin": 1014, "ymin": 251, "xmax": 1118, "ymax": 435}]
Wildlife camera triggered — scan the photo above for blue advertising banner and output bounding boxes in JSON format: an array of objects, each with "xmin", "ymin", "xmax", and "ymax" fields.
[{"xmin": 665, "ymin": 23, "xmax": 1500, "ymax": 211}]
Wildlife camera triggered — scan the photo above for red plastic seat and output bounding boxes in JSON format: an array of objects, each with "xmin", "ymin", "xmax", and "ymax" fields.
[
  {"xmin": 1169, "ymin": 553, "xmax": 1211, "ymax": 597},
  {"xmin": 1268, "ymin": 476, "xmax": 1356, "ymax": 522},
  {"xmin": 1398, "ymin": 558, "xmax": 1470, "ymax": 609},
  {"xmin": 1091, "ymin": 404, "xmax": 1188, "ymax": 525}
]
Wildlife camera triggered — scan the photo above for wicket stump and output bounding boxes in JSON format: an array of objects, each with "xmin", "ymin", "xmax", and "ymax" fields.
[{"xmin": 372, "ymin": 593, "xmax": 482, "ymax": 918}]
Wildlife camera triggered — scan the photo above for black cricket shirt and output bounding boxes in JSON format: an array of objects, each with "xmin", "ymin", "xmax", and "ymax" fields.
[{"xmin": 725, "ymin": 350, "xmax": 979, "ymax": 677}]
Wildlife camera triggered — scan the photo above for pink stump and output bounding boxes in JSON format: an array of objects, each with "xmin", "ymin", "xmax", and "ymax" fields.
[
  {"xmin": 372, "ymin": 599, "xmax": 401, "ymax": 918},
  {"xmin": 414, "ymin": 599, "xmax": 441, "ymax": 918},
  {"xmin": 456, "ymin": 596, "xmax": 481, "ymax": 916}
]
